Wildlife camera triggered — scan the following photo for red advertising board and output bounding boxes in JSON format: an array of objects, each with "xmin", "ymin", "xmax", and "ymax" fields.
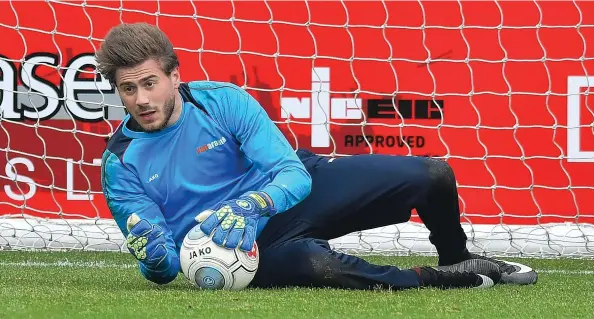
[{"xmin": 0, "ymin": 1, "xmax": 592, "ymax": 226}]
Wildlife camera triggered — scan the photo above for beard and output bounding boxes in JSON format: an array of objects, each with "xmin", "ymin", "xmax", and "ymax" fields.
[{"xmin": 140, "ymin": 93, "xmax": 176, "ymax": 133}]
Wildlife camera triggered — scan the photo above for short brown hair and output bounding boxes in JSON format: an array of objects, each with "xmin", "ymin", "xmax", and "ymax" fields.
[{"xmin": 95, "ymin": 22, "xmax": 179, "ymax": 84}]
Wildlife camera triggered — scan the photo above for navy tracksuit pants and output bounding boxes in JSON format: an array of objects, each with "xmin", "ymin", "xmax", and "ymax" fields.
[{"xmin": 249, "ymin": 149, "xmax": 470, "ymax": 290}]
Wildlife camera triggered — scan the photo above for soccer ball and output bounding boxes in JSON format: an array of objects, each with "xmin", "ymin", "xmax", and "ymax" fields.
[{"xmin": 179, "ymin": 226, "xmax": 259, "ymax": 290}]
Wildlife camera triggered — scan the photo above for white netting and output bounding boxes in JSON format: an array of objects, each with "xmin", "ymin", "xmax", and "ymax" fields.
[{"xmin": 0, "ymin": 0, "xmax": 593, "ymax": 257}]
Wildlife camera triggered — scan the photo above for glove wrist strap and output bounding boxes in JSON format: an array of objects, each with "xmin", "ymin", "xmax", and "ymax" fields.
[{"xmin": 246, "ymin": 191, "xmax": 276, "ymax": 215}]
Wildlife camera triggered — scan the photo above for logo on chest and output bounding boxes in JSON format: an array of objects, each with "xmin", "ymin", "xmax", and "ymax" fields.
[{"xmin": 197, "ymin": 136, "xmax": 227, "ymax": 154}]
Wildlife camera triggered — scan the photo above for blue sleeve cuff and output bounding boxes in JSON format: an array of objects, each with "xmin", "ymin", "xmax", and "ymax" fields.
[{"xmin": 261, "ymin": 184, "xmax": 288, "ymax": 214}]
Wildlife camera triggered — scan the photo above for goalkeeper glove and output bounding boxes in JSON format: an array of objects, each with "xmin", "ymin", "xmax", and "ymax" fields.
[
  {"xmin": 126, "ymin": 213, "xmax": 169, "ymax": 271},
  {"xmin": 196, "ymin": 191, "xmax": 276, "ymax": 251}
]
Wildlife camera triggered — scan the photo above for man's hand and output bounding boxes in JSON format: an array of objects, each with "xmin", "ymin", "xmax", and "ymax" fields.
[
  {"xmin": 126, "ymin": 213, "xmax": 169, "ymax": 270},
  {"xmin": 196, "ymin": 191, "xmax": 276, "ymax": 251}
]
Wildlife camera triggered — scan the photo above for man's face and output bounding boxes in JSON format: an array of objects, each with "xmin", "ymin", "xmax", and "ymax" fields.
[{"xmin": 115, "ymin": 59, "xmax": 180, "ymax": 132}]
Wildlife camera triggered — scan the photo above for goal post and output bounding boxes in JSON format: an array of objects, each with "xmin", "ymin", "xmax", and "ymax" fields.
[{"xmin": 0, "ymin": 0, "xmax": 593, "ymax": 257}]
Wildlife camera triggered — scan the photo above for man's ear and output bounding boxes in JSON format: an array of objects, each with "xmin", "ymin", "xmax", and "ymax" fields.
[{"xmin": 171, "ymin": 67, "xmax": 181, "ymax": 89}]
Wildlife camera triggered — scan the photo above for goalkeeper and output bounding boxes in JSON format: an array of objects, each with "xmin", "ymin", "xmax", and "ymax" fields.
[{"xmin": 98, "ymin": 22, "xmax": 537, "ymax": 290}]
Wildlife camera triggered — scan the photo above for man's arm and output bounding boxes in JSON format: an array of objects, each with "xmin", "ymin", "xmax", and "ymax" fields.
[
  {"xmin": 192, "ymin": 83, "xmax": 313, "ymax": 251},
  {"xmin": 220, "ymin": 85, "xmax": 312, "ymax": 213},
  {"xmin": 101, "ymin": 150, "xmax": 180, "ymax": 284}
]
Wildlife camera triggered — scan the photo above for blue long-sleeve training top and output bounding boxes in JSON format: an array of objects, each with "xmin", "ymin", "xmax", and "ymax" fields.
[{"xmin": 100, "ymin": 81, "xmax": 312, "ymax": 283}]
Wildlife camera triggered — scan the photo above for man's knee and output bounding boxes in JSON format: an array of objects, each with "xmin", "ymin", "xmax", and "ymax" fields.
[
  {"xmin": 388, "ymin": 156, "xmax": 458, "ymax": 206},
  {"xmin": 422, "ymin": 157, "xmax": 457, "ymax": 191},
  {"xmin": 381, "ymin": 156, "xmax": 456, "ymax": 193}
]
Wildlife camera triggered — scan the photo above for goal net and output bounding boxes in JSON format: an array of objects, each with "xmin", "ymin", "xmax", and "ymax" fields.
[{"xmin": 0, "ymin": 0, "xmax": 593, "ymax": 258}]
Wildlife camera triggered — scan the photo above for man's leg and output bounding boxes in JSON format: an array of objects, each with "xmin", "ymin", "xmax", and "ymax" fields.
[
  {"xmin": 260, "ymin": 149, "xmax": 471, "ymax": 265},
  {"xmin": 251, "ymin": 150, "xmax": 500, "ymax": 290},
  {"xmin": 257, "ymin": 149, "xmax": 535, "ymax": 286},
  {"xmin": 250, "ymin": 237, "xmax": 419, "ymax": 290},
  {"xmin": 250, "ymin": 236, "xmax": 499, "ymax": 290}
]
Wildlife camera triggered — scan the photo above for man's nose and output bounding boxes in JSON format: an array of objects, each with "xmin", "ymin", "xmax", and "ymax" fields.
[{"xmin": 136, "ymin": 89, "xmax": 150, "ymax": 106}]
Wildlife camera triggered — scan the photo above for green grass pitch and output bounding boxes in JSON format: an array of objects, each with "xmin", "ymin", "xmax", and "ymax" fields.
[{"xmin": 1, "ymin": 251, "xmax": 593, "ymax": 319}]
